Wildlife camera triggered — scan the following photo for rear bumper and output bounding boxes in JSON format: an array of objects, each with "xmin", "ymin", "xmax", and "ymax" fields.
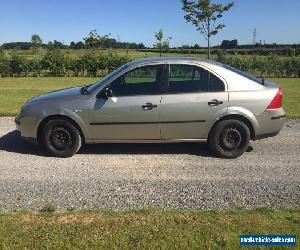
[
  {"xmin": 254, "ymin": 108, "xmax": 286, "ymax": 140},
  {"xmin": 271, "ymin": 114, "xmax": 286, "ymax": 120}
]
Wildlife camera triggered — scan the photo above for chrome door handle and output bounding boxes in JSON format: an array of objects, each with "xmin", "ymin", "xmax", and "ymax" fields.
[
  {"xmin": 208, "ymin": 99, "xmax": 223, "ymax": 106},
  {"xmin": 142, "ymin": 102, "xmax": 157, "ymax": 110}
]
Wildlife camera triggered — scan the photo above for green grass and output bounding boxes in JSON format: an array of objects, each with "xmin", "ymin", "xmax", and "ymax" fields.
[
  {"xmin": 270, "ymin": 78, "xmax": 300, "ymax": 118},
  {"xmin": 0, "ymin": 77, "xmax": 98, "ymax": 116},
  {"xmin": 0, "ymin": 208, "xmax": 298, "ymax": 249},
  {"xmin": 0, "ymin": 77, "xmax": 299, "ymax": 118}
]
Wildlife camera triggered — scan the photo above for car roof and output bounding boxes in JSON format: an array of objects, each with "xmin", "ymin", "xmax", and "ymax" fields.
[{"xmin": 128, "ymin": 57, "xmax": 223, "ymax": 67}]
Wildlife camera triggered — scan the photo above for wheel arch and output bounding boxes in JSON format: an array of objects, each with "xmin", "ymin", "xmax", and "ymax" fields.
[
  {"xmin": 37, "ymin": 114, "xmax": 85, "ymax": 146},
  {"xmin": 208, "ymin": 114, "xmax": 256, "ymax": 140}
]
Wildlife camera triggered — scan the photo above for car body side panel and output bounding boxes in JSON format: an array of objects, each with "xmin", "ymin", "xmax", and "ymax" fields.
[
  {"xmin": 88, "ymin": 95, "xmax": 162, "ymax": 140},
  {"xmin": 17, "ymin": 98, "xmax": 91, "ymax": 141},
  {"xmin": 160, "ymin": 92, "xmax": 228, "ymax": 139},
  {"xmin": 228, "ymin": 88, "xmax": 279, "ymax": 114},
  {"xmin": 227, "ymin": 87, "xmax": 285, "ymax": 137}
]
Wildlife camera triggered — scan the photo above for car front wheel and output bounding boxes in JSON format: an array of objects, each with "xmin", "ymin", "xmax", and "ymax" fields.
[
  {"xmin": 209, "ymin": 119, "xmax": 250, "ymax": 158},
  {"xmin": 42, "ymin": 119, "xmax": 82, "ymax": 157}
]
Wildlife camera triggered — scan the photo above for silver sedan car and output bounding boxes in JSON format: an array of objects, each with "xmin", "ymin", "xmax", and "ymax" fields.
[{"xmin": 15, "ymin": 57, "xmax": 286, "ymax": 158}]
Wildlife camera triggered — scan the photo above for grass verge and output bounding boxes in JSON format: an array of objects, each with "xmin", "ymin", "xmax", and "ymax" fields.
[
  {"xmin": 0, "ymin": 77, "xmax": 299, "ymax": 118},
  {"xmin": 270, "ymin": 78, "xmax": 300, "ymax": 118},
  {"xmin": 0, "ymin": 208, "xmax": 298, "ymax": 249}
]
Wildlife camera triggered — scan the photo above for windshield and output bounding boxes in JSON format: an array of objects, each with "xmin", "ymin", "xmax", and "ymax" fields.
[
  {"xmin": 222, "ymin": 64, "xmax": 263, "ymax": 84},
  {"xmin": 86, "ymin": 63, "xmax": 130, "ymax": 93}
]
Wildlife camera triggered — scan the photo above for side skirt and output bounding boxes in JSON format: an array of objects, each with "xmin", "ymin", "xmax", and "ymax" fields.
[{"xmin": 85, "ymin": 139, "xmax": 207, "ymax": 144}]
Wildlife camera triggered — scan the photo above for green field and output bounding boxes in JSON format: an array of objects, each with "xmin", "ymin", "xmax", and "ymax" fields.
[
  {"xmin": 0, "ymin": 77, "xmax": 298, "ymax": 118},
  {"xmin": 0, "ymin": 77, "xmax": 98, "ymax": 116},
  {"xmin": 0, "ymin": 208, "xmax": 298, "ymax": 249},
  {"xmin": 3, "ymin": 48, "xmax": 294, "ymax": 60},
  {"xmin": 271, "ymin": 78, "xmax": 300, "ymax": 118},
  {"xmin": 3, "ymin": 48, "xmax": 206, "ymax": 59}
]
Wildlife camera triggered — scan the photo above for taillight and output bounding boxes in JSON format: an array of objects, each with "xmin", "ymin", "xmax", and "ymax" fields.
[{"xmin": 267, "ymin": 88, "xmax": 282, "ymax": 109}]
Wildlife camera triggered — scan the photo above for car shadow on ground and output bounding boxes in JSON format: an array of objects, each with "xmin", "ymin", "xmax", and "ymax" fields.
[{"xmin": 0, "ymin": 130, "xmax": 218, "ymax": 157}]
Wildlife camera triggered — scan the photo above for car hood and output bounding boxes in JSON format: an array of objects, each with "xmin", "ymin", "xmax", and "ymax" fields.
[{"xmin": 29, "ymin": 87, "xmax": 82, "ymax": 103}]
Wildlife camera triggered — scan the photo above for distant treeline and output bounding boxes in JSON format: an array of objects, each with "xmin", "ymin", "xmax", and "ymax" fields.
[
  {"xmin": 1, "ymin": 40, "xmax": 300, "ymax": 52},
  {"xmin": 0, "ymin": 49, "xmax": 299, "ymax": 78},
  {"xmin": 138, "ymin": 47, "xmax": 300, "ymax": 57},
  {"xmin": 0, "ymin": 39, "xmax": 147, "ymax": 50}
]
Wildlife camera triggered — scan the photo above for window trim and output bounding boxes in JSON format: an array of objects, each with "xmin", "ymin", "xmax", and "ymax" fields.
[{"xmin": 164, "ymin": 62, "xmax": 227, "ymax": 95}]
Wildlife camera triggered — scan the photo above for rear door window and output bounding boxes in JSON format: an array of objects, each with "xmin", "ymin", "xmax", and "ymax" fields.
[{"xmin": 168, "ymin": 64, "xmax": 225, "ymax": 93}]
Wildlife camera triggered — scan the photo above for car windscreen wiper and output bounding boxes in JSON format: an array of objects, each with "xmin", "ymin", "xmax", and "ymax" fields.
[
  {"xmin": 80, "ymin": 86, "xmax": 88, "ymax": 95},
  {"xmin": 80, "ymin": 84, "xmax": 93, "ymax": 95}
]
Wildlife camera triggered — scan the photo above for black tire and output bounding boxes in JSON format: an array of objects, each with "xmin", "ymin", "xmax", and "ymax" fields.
[
  {"xmin": 209, "ymin": 119, "xmax": 250, "ymax": 158},
  {"xmin": 42, "ymin": 119, "xmax": 82, "ymax": 157}
]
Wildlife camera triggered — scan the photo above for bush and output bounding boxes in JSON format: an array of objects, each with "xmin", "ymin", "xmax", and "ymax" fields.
[
  {"xmin": 0, "ymin": 53, "xmax": 10, "ymax": 77},
  {"xmin": 41, "ymin": 49, "xmax": 68, "ymax": 76},
  {"xmin": 0, "ymin": 49, "xmax": 299, "ymax": 78}
]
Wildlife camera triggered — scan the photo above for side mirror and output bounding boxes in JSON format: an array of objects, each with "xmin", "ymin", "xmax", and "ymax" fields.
[{"xmin": 97, "ymin": 88, "xmax": 113, "ymax": 99}]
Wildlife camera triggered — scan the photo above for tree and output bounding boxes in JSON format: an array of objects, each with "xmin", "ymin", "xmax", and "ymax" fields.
[
  {"xmin": 83, "ymin": 29, "xmax": 110, "ymax": 49},
  {"xmin": 154, "ymin": 29, "xmax": 171, "ymax": 57},
  {"xmin": 75, "ymin": 41, "xmax": 85, "ymax": 49},
  {"xmin": 47, "ymin": 41, "xmax": 54, "ymax": 49},
  {"xmin": 70, "ymin": 41, "xmax": 85, "ymax": 49},
  {"xmin": 53, "ymin": 40, "xmax": 65, "ymax": 49},
  {"xmin": 137, "ymin": 43, "xmax": 146, "ymax": 49},
  {"xmin": 181, "ymin": 0, "xmax": 234, "ymax": 59},
  {"xmin": 70, "ymin": 41, "xmax": 76, "ymax": 49},
  {"xmin": 31, "ymin": 34, "xmax": 42, "ymax": 46}
]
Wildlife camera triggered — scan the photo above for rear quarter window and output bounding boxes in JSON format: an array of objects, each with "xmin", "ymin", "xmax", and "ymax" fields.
[
  {"xmin": 209, "ymin": 73, "xmax": 225, "ymax": 92},
  {"xmin": 222, "ymin": 64, "xmax": 263, "ymax": 85}
]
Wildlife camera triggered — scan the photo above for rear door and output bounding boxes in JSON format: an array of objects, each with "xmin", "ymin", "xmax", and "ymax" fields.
[
  {"xmin": 89, "ymin": 64, "xmax": 165, "ymax": 140},
  {"xmin": 160, "ymin": 63, "xmax": 228, "ymax": 139}
]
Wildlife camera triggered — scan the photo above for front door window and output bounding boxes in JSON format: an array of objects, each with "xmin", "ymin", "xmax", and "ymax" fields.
[{"xmin": 108, "ymin": 65, "xmax": 164, "ymax": 96}]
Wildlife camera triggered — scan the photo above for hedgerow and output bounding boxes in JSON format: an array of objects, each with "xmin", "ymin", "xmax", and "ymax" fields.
[
  {"xmin": 0, "ymin": 49, "xmax": 299, "ymax": 78},
  {"xmin": 0, "ymin": 49, "xmax": 131, "ymax": 77}
]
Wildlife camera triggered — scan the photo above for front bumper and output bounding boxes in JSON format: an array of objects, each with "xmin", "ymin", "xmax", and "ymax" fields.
[
  {"xmin": 15, "ymin": 116, "xmax": 38, "ymax": 145},
  {"xmin": 15, "ymin": 116, "xmax": 21, "ymax": 131}
]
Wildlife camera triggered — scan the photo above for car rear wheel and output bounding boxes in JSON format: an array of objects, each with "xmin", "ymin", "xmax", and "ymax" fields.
[
  {"xmin": 42, "ymin": 119, "xmax": 82, "ymax": 157},
  {"xmin": 209, "ymin": 119, "xmax": 250, "ymax": 158}
]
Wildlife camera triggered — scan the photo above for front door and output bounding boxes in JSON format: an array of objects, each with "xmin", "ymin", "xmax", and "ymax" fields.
[
  {"xmin": 89, "ymin": 64, "xmax": 164, "ymax": 140},
  {"xmin": 160, "ymin": 64, "xmax": 228, "ymax": 139}
]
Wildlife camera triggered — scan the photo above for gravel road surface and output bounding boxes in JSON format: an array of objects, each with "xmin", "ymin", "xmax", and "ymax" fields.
[{"xmin": 0, "ymin": 117, "xmax": 299, "ymax": 211}]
